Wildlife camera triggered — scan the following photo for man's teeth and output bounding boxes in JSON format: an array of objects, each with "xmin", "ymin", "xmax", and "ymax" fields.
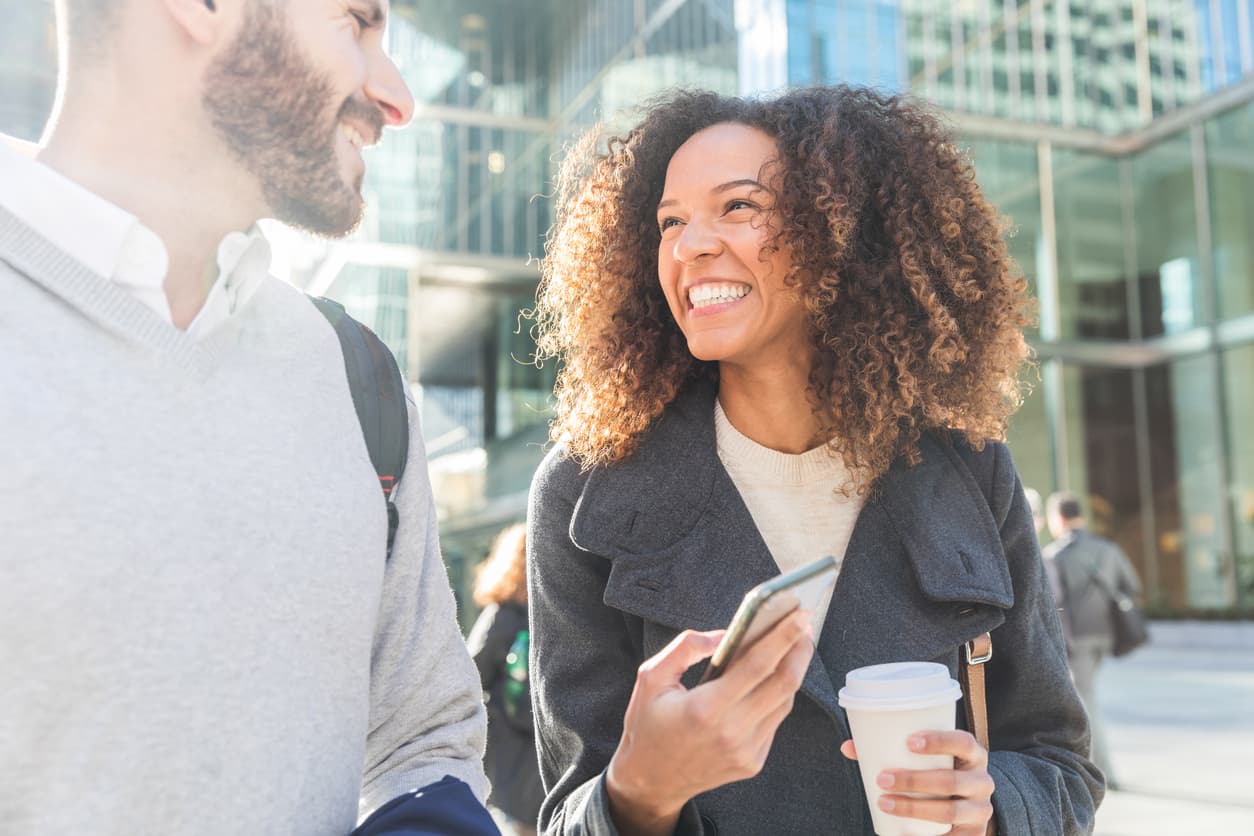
[
  {"xmin": 688, "ymin": 283, "xmax": 751, "ymax": 309},
  {"xmin": 340, "ymin": 123, "xmax": 365, "ymax": 149}
]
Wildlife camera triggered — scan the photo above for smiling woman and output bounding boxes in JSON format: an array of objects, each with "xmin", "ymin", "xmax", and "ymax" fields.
[
  {"xmin": 535, "ymin": 86, "xmax": 1035, "ymax": 482},
  {"xmin": 526, "ymin": 85, "xmax": 1100, "ymax": 836}
]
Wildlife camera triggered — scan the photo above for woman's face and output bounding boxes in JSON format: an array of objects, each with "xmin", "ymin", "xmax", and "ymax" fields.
[{"xmin": 656, "ymin": 123, "xmax": 809, "ymax": 370}]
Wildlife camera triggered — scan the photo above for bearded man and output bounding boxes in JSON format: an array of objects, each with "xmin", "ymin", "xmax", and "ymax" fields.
[{"xmin": 0, "ymin": 2, "xmax": 494, "ymax": 833}]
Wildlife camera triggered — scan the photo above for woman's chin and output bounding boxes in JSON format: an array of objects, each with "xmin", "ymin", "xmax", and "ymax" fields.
[{"xmin": 685, "ymin": 341, "xmax": 734, "ymax": 364}]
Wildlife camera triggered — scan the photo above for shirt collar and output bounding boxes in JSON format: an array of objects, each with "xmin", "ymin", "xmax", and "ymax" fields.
[
  {"xmin": 0, "ymin": 143, "xmax": 273, "ymax": 334},
  {"xmin": 0, "ymin": 143, "xmax": 169, "ymax": 303}
]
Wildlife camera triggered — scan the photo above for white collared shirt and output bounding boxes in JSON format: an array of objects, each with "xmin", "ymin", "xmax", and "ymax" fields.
[{"xmin": 0, "ymin": 142, "xmax": 270, "ymax": 340}]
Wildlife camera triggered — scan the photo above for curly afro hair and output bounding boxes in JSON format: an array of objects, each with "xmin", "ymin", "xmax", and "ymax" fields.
[{"xmin": 534, "ymin": 85, "xmax": 1034, "ymax": 488}]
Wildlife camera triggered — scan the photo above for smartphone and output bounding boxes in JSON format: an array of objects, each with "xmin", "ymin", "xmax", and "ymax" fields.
[{"xmin": 698, "ymin": 555, "xmax": 839, "ymax": 684}]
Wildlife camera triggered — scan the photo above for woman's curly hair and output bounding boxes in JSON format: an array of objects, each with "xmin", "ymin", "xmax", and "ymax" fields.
[{"xmin": 533, "ymin": 85, "xmax": 1034, "ymax": 487}]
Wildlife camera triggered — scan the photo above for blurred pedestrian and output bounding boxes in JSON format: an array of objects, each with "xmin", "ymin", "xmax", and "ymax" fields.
[
  {"xmin": 1024, "ymin": 487, "xmax": 1046, "ymax": 539},
  {"xmin": 467, "ymin": 525, "xmax": 545, "ymax": 836},
  {"xmin": 0, "ymin": 1, "xmax": 494, "ymax": 833},
  {"xmin": 1026, "ymin": 486, "xmax": 1067, "ymax": 620},
  {"xmin": 528, "ymin": 85, "xmax": 1100, "ymax": 836},
  {"xmin": 1044, "ymin": 491, "xmax": 1144, "ymax": 789}
]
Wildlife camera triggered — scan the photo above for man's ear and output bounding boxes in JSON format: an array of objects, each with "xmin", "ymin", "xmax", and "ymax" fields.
[{"xmin": 159, "ymin": 0, "xmax": 225, "ymax": 45}]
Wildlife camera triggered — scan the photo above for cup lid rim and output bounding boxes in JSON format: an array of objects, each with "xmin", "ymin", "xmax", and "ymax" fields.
[{"xmin": 837, "ymin": 661, "xmax": 962, "ymax": 710}]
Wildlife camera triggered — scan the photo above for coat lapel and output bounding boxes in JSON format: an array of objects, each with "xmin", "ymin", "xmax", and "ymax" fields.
[
  {"xmin": 568, "ymin": 381, "xmax": 1015, "ymax": 727},
  {"xmin": 569, "ymin": 379, "xmax": 779, "ymax": 635}
]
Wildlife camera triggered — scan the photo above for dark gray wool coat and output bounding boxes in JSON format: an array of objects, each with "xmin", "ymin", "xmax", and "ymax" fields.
[{"xmin": 526, "ymin": 381, "xmax": 1102, "ymax": 836}]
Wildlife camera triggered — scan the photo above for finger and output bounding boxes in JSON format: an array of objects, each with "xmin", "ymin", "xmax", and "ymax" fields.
[
  {"xmin": 876, "ymin": 767, "xmax": 995, "ymax": 801},
  {"xmin": 637, "ymin": 629, "xmax": 727, "ymax": 690},
  {"xmin": 716, "ymin": 610, "xmax": 811, "ymax": 701},
  {"xmin": 840, "ymin": 740, "xmax": 858, "ymax": 760},
  {"xmin": 907, "ymin": 730, "xmax": 988, "ymax": 767},
  {"xmin": 877, "ymin": 794, "xmax": 993, "ymax": 827},
  {"xmin": 742, "ymin": 688, "xmax": 796, "ymax": 766},
  {"xmin": 742, "ymin": 628, "xmax": 813, "ymax": 718}
]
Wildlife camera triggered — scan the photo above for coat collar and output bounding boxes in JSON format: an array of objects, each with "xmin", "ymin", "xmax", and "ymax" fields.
[{"xmin": 568, "ymin": 380, "xmax": 1014, "ymax": 718}]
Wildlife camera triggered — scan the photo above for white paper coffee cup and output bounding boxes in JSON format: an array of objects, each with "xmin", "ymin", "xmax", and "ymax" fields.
[{"xmin": 838, "ymin": 662, "xmax": 963, "ymax": 836}]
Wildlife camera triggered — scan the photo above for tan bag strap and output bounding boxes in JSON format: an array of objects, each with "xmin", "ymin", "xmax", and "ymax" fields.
[{"xmin": 959, "ymin": 632, "xmax": 992, "ymax": 749}]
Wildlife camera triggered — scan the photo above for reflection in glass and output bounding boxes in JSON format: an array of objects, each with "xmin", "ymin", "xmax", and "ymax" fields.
[
  {"xmin": 1146, "ymin": 355, "xmax": 1233, "ymax": 610},
  {"xmin": 1207, "ymin": 102, "xmax": 1254, "ymax": 320},
  {"xmin": 0, "ymin": 0, "xmax": 55, "ymax": 142},
  {"xmin": 1059, "ymin": 366, "xmax": 1148, "ymax": 593},
  {"xmin": 1005, "ymin": 364, "xmax": 1053, "ymax": 500},
  {"xmin": 966, "ymin": 138, "xmax": 1043, "ymax": 339},
  {"xmin": 1131, "ymin": 131, "xmax": 1202, "ymax": 337},
  {"xmin": 1223, "ymin": 345, "xmax": 1254, "ymax": 612},
  {"xmin": 1052, "ymin": 150, "xmax": 1130, "ymax": 340}
]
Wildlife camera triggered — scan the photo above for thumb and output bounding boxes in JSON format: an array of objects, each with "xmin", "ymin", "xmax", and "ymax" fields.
[{"xmin": 639, "ymin": 629, "xmax": 726, "ymax": 684}]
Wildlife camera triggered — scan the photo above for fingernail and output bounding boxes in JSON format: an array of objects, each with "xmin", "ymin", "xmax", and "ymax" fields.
[
  {"xmin": 877, "ymin": 772, "xmax": 895, "ymax": 789},
  {"xmin": 908, "ymin": 735, "xmax": 926, "ymax": 751},
  {"xmin": 879, "ymin": 797, "xmax": 896, "ymax": 812}
]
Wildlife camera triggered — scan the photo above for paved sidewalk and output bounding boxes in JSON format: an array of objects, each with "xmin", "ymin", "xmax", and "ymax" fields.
[{"xmin": 1093, "ymin": 621, "xmax": 1254, "ymax": 835}]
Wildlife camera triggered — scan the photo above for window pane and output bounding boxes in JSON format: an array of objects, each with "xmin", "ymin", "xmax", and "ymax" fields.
[
  {"xmin": 1005, "ymin": 366, "xmax": 1054, "ymax": 499},
  {"xmin": 1223, "ymin": 344, "xmax": 1254, "ymax": 612},
  {"xmin": 967, "ymin": 138, "xmax": 1043, "ymax": 340},
  {"xmin": 1146, "ymin": 355, "xmax": 1234, "ymax": 611},
  {"xmin": 1132, "ymin": 131, "xmax": 1203, "ymax": 336},
  {"xmin": 0, "ymin": 0, "xmax": 55, "ymax": 142},
  {"xmin": 1207, "ymin": 102, "xmax": 1254, "ymax": 320},
  {"xmin": 1059, "ymin": 365, "xmax": 1150, "ymax": 591},
  {"xmin": 1052, "ymin": 150, "xmax": 1131, "ymax": 340}
]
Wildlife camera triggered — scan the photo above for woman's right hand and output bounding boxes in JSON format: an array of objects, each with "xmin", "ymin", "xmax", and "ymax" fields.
[{"xmin": 604, "ymin": 610, "xmax": 815, "ymax": 836}]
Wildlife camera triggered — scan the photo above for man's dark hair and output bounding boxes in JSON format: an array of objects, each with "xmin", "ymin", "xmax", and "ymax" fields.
[{"xmin": 1047, "ymin": 491, "xmax": 1084, "ymax": 522}]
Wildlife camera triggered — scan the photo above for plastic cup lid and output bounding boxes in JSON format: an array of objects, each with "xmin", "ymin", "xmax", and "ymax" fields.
[{"xmin": 837, "ymin": 661, "xmax": 962, "ymax": 711}]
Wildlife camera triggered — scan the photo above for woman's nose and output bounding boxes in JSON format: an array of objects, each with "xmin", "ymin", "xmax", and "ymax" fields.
[{"xmin": 672, "ymin": 219, "xmax": 722, "ymax": 264}]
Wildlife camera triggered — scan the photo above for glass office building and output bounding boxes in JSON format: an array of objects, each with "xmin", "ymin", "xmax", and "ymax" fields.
[{"xmin": 4, "ymin": 0, "xmax": 1252, "ymax": 616}]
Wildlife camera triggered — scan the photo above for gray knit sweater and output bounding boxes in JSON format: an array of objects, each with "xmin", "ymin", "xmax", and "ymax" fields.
[{"xmin": 0, "ymin": 208, "xmax": 488, "ymax": 835}]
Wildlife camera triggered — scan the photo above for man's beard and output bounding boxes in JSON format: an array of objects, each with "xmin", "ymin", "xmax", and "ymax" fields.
[{"xmin": 202, "ymin": 3, "xmax": 384, "ymax": 237}]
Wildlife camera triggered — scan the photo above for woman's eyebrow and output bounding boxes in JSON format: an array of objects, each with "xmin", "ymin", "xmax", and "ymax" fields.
[
  {"xmin": 657, "ymin": 179, "xmax": 768, "ymax": 211},
  {"xmin": 713, "ymin": 178, "xmax": 766, "ymax": 193}
]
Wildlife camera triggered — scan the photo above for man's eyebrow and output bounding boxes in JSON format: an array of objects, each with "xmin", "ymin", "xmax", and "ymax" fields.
[{"xmin": 657, "ymin": 179, "xmax": 769, "ymax": 212}]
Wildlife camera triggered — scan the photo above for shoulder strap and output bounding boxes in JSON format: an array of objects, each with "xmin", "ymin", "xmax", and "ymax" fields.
[
  {"xmin": 310, "ymin": 296, "xmax": 409, "ymax": 560},
  {"xmin": 960, "ymin": 633, "xmax": 992, "ymax": 751}
]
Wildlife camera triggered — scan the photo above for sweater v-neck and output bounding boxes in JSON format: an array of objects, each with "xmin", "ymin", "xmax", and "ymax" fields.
[{"xmin": 0, "ymin": 206, "xmax": 224, "ymax": 378}]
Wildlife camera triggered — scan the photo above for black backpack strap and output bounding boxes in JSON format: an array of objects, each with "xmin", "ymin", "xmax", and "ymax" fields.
[{"xmin": 310, "ymin": 296, "xmax": 409, "ymax": 560}]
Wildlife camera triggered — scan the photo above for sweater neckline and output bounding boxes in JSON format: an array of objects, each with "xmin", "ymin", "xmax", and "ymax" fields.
[
  {"xmin": 713, "ymin": 400, "xmax": 849, "ymax": 486},
  {"xmin": 0, "ymin": 206, "xmax": 222, "ymax": 377}
]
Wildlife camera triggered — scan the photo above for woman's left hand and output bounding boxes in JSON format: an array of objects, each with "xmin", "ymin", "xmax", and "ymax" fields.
[{"xmin": 840, "ymin": 730, "xmax": 995, "ymax": 836}]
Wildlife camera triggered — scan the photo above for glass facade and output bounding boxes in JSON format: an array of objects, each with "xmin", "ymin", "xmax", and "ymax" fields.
[{"xmin": 3, "ymin": 0, "xmax": 1253, "ymax": 615}]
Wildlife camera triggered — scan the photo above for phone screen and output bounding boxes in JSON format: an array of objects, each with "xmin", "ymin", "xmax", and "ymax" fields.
[{"xmin": 698, "ymin": 555, "xmax": 838, "ymax": 684}]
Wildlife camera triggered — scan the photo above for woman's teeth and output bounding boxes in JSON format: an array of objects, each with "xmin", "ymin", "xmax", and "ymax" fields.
[{"xmin": 688, "ymin": 283, "xmax": 751, "ymax": 309}]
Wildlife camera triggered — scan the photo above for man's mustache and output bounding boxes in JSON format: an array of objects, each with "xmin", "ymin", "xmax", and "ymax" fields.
[{"xmin": 338, "ymin": 98, "xmax": 386, "ymax": 145}]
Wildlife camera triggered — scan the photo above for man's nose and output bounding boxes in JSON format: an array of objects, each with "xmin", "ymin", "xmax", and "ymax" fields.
[{"xmin": 366, "ymin": 51, "xmax": 416, "ymax": 128}]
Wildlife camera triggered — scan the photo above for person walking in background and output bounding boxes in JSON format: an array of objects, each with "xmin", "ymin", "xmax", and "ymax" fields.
[
  {"xmin": 0, "ymin": 1, "xmax": 493, "ymax": 833},
  {"xmin": 1044, "ymin": 491, "xmax": 1144, "ymax": 790},
  {"xmin": 1024, "ymin": 487, "xmax": 1046, "ymax": 540},
  {"xmin": 528, "ymin": 85, "xmax": 1100, "ymax": 835},
  {"xmin": 1026, "ymin": 486, "xmax": 1068, "ymax": 623},
  {"xmin": 467, "ymin": 525, "xmax": 545, "ymax": 836}
]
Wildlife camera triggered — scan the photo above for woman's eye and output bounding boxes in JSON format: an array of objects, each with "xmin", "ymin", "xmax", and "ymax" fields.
[
  {"xmin": 726, "ymin": 199, "xmax": 756, "ymax": 213},
  {"xmin": 658, "ymin": 217, "xmax": 681, "ymax": 232},
  {"xmin": 350, "ymin": 11, "xmax": 370, "ymax": 33}
]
